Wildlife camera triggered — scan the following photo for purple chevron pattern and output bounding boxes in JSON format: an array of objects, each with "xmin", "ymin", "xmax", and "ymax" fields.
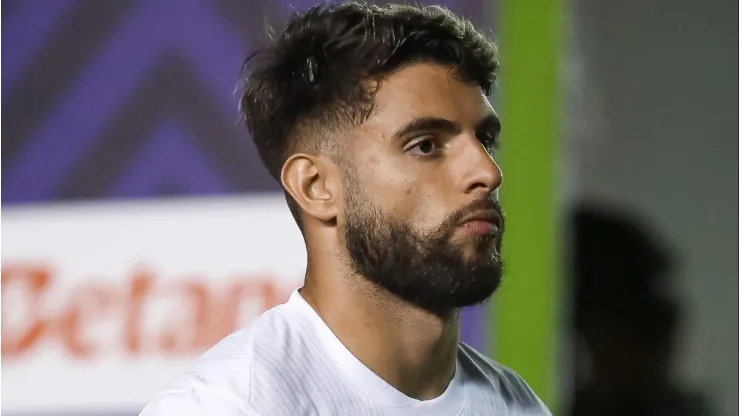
[
  {"xmin": 2, "ymin": 0, "xmax": 488, "ymax": 357},
  {"xmin": 1, "ymin": 0, "xmax": 81, "ymax": 99},
  {"xmin": 109, "ymin": 121, "xmax": 233, "ymax": 197},
  {"xmin": 4, "ymin": 0, "xmax": 249, "ymax": 202}
]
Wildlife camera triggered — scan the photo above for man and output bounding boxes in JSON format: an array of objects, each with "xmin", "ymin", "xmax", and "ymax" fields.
[
  {"xmin": 141, "ymin": 3, "xmax": 550, "ymax": 415},
  {"xmin": 570, "ymin": 205, "xmax": 714, "ymax": 416}
]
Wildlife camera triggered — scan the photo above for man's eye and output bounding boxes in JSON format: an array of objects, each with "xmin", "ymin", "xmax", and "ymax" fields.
[{"xmin": 408, "ymin": 138, "xmax": 440, "ymax": 156}]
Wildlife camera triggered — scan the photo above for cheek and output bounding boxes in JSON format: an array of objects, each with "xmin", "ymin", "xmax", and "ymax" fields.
[
  {"xmin": 405, "ymin": 186, "xmax": 451, "ymax": 230},
  {"xmin": 354, "ymin": 151, "xmax": 412, "ymax": 210},
  {"xmin": 352, "ymin": 145, "xmax": 451, "ymax": 228},
  {"xmin": 365, "ymin": 170, "xmax": 449, "ymax": 230},
  {"xmin": 355, "ymin": 164, "xmax": 416, "ymax": 218}
]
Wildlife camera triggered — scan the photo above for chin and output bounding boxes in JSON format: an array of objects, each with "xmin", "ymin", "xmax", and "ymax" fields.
[
  {"xmin": 461, "ymin": 242, "xmax": 498, "ymax": 260},
  {"xmin": 445, "ymin": 287, "xmax": 499, "ymax": 308}
]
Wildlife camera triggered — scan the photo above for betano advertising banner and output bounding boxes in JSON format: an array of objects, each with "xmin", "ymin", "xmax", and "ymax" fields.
[{"xmin": 2, "ymin": 196, "xmax": 306, "ymax": 414}]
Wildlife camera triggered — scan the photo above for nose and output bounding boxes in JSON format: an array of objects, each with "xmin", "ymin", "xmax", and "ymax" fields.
[{"xmin": 458, "ymin": 139, "xmax": 502, "ymax": 196}]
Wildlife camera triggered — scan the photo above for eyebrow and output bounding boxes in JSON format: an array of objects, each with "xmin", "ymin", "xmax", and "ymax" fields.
[
  {"xmin": 392, "ymin": 113, "xmax": 501, "ymax": 140},
  {"xmin": 392, "ymin": 117, "xmax": 461, "ymax": 139}
]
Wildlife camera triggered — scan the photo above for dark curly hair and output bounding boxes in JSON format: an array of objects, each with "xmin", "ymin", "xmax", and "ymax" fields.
[{"xmin": 237, "ymin": 2, "xmax": 499, "ymax": 181}]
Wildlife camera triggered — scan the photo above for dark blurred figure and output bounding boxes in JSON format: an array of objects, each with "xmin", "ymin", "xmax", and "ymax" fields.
[{"xmin": 570, "ymin": 204, "xmax": 714, "ymax": 416}]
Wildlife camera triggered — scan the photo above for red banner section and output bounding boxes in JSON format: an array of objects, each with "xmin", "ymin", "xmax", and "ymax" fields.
[
  {"xmin": 2, "ymin": 264, "xmax": 293, "ymax": 360},
  {"xmin": 2, "ymin": 197, "xmax": 306, "ymax": 413}
]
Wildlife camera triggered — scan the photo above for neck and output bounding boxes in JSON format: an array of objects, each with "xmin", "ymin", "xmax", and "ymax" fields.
[{"xmin": 301, "ymin": 259, "xmax": 460, "ymax": 400}]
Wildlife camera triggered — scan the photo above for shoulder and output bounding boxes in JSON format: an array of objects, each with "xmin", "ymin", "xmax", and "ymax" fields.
[
  {"xmin": 138, "ymin": 385, "xmax": 248, "ymax": 416},
  {"xmin": 140, "ymin": 305, "xmax": 302, "ymax": 415},
  {"xmin": 458, "ymin": 343, "xmax": 551, "ymax": 415}
]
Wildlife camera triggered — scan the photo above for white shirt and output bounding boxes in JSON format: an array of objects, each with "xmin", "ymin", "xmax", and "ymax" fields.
[{"xmin": 140, "ymin": 290, "xmax": 550, "ymax": 415}]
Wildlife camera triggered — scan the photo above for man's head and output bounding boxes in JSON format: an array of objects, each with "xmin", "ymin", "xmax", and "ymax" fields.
[{"xmin": 239, "ymin": 3, "xmax": 504, "ymax": 310}]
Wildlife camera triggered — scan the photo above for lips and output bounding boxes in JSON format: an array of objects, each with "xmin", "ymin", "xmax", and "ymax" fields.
[
  {"xmin": 460, "ymin": 220, "xmax": 500, "ymax": 236},
  {"xmin": 459, "ymin": 210, "xmax": 502, "ymax": 236}
]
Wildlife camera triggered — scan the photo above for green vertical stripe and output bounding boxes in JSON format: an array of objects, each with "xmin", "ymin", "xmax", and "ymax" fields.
[{"xmin": 491, "ymin": 0, "xmax": 562, "ymax": 410}]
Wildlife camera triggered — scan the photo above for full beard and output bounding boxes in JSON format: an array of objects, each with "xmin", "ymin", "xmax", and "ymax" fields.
[{"xmin": 343, "ymin": 189, "xmax": 504, "ymax": 313}]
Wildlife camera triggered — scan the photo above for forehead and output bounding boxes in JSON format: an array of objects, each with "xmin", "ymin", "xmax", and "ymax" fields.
[{"xmin": 363, "ymin": 63, "xmax": 494, "ymax": 135}]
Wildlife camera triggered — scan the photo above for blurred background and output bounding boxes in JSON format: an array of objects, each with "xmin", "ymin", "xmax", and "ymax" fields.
[{"xmin": 1, "ymin": 0, "xmax": 736, "ymax": 415}]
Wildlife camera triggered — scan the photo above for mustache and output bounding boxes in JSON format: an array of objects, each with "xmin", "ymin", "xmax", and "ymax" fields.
[{"xmin": 436, "ymin": 197, "xmax": 505, "ymax": 238}]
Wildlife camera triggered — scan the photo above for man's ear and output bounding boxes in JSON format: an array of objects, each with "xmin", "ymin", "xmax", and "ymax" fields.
[{"xmin": 281, "ymin": 153, "xmax": 339, "ymax": 223}]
